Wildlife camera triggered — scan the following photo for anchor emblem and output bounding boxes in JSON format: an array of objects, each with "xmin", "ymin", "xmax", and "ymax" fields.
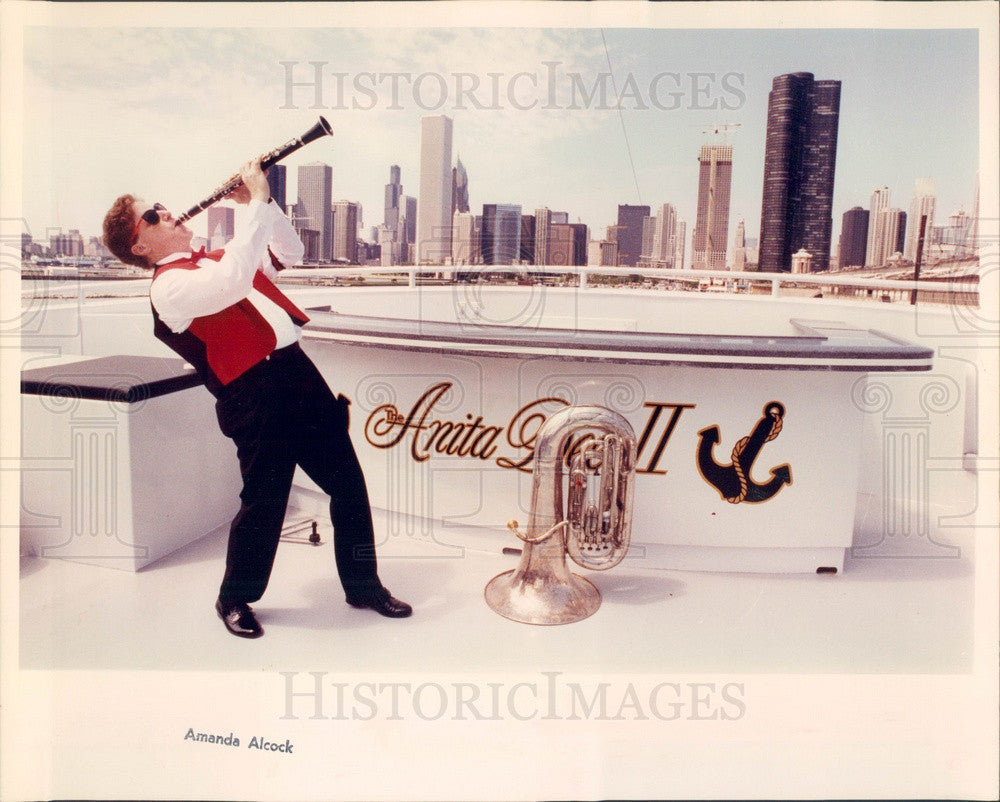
[{"xmin": 697, "ymin": 402, "xmax": 792, "ymax": 504}]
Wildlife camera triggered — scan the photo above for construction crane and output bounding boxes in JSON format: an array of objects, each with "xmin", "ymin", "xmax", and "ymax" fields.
[{"xmin": 701, "ymin": 122, "xmax": 742, "ymax": 140}]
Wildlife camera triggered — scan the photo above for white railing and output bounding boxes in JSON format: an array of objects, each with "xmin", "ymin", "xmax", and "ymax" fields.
[
  {"xmin": 22, "ymin": 262, "xmax": 979, "ymax": 307},
  {"xmin": 279, "ymin": 263, "xmax": 979, "ymax": 303}
]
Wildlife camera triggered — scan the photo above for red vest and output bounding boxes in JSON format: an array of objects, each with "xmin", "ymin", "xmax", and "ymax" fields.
[{"xmin": 152, "ymin": 251, "xmax": 310, "ymax": 387}]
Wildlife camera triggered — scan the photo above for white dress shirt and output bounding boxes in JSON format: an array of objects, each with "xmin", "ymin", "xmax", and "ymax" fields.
[{"xmin": 151, "ymin": 199, "xmax": 305, "ymax": 348}]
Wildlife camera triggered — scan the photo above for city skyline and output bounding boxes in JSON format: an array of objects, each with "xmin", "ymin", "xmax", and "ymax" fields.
[{"xmin": 16, "ymin": 26, "xmax": 981, "ymax": 264}]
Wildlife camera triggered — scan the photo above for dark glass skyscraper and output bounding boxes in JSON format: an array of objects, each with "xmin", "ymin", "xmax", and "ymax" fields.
[
  {"xmin": 452, "ymin": 157, "xmax": 470, "ymax": 215},
  {"xmin": 481, "ymin": 203, "xmax": 522, "ymax": 265},
  {"xmin": 519, "ymin": 215, "xmax": 535, "ymax": 263},
  {"xmin": 838, "ymin": 206, "xmax": 869, "ymax": 268},
  {"xmin": 616, "ymin": 204, "xmax": 651, "ymax": 267},
  {"xmin": 895, "ymin": 211, "xmax": 908, "ymax": 257},
  {"xmin": 759, "ymin": 72, "xmax": 841, "ymax": 272},
  {"xmin": 569, "ymin": 223, "xmax": 588, "ymax": 266},
  {"xmin": 266, "ymin": 165, "xmax": 287, "ymax": 214},
  {"xmin": 403, "ymin": 196, "xmax": 417, "ymax": 247}
]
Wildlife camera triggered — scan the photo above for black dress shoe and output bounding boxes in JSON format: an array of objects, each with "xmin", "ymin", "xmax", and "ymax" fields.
[
  {"xmin": 347, "ymin": 590, "xmax": 412, "ymax": 618},
  {"xmin": 215, "ymin": 599, "xmax": 264, "ymax": 638}
]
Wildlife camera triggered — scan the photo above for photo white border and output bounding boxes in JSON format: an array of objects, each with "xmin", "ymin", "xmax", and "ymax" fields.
[{"xmin": 1, "ymin": 2, "xmax": 997, "ymax": 799}]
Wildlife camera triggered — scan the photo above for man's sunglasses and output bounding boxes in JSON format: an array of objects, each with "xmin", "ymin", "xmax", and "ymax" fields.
[{"xmin": 131, "ymin": 203, "xmax": 167, "ymax": 243}]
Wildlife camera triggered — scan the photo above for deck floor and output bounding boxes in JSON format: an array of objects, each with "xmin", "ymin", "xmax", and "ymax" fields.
[{"xmin": 19, "ymin": 486, "xmax": 977, "ymax": 674}]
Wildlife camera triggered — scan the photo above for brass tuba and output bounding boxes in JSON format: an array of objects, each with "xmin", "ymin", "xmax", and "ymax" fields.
[{"xmin": 484, "ymin": 404, "xmax": 636, "ymax": 625}]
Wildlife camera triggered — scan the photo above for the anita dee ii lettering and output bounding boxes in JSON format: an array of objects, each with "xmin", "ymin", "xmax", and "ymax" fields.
[
  {"xmin": 365, "ymin": 382, "xmax": 511, "ymax": 464},
  {"xmin": 364, "ymin": 382, "xmax": 691, "ymax": 475}
]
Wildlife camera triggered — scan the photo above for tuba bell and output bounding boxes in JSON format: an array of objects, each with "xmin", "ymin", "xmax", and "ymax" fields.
[{"xmin": 484, "ymin": 404, "xmax": 636, "ymax": 625}]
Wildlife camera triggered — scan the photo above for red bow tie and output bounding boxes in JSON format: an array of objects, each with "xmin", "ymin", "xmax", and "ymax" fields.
[{"xmin": 190, "ymin": 246, "xmax": 208, "ymax": 261}]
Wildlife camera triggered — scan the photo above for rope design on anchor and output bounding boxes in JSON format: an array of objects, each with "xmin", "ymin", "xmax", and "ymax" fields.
[{"xmin": 727, "ymin": 408, "xmax": 783, "ymax": 504}]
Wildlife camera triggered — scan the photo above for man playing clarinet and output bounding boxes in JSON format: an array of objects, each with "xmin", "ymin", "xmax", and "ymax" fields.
[{"xmin": 102, "ymin": 159, "xmax": 411, "ymax": 639}]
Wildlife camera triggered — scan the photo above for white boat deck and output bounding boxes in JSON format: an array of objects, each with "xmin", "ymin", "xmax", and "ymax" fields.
[
  {"xmin": 16, "ymin": 279, "xmax": 990, "ymax": 673},
  {"xmin": 19, "ymin": 476, "xmax": 977, "ymax": 673},
  {"xmin": 10, "ymin": 274, "xmax": 996, "ymax": 802}
]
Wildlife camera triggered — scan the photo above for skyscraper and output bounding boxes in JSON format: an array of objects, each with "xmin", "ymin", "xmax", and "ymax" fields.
[
  {"xmin": 332, "ymin": 200, "xmax": 359, "ymax": 263},
  {"xmin": 297, "ymin": 162, "xmax": 333, "ymax": 261},
  {"xmin": 549, "ymin": 223, "xmax": 587, "ymax": 267},
  {"xmin": 520, "ymin": 215, "xmax": 535, "ymax": 263},
  {"xmin": 206, "ymin": 207, "xmax": 235, "ymax": 250},
  {"xmin": 894, "ymin": 210, "xmax": 907, "ymax": 257},
  {"xmin": 616, "ymin": 204, "xmax": 651, "ymax": 267},
  {"xmin": 730, "ymin": 217, "xmax": 747, "ymax": 271},
  {"xmin": 675, "ymin": 220, "xmax": 686, "ymax": 269},
  {"xmin": 384, "ymin": 165, "xmax": 402, "ymax": 233},
  {"xmin": 403, "ymin": 196, "xmax": 417, "ymax": 248},
  {"xmin": 377, "ymin": 225, "xmax": 401, "ymax": 267},
  {"xmin": 904, "ymin": 179, "xmax": 936, "ymax": 261},
  {"xmin": 693, "ymin": 144, "xmax": 733, "ymax": 270},
  {"xmin": 417, "ymin": 115, "xmax": 454, "ymax": 264},
  {"xmin": 549, "ymin": 224, "xmax": 573, "ymax": 267},
  {"xmin": 451, "ymin": 211, "xmax": 480, "ymax": 265},
  {"xmin": 758, "ymin": 72, "xmax": 841, "ymax": 272},
  {"xmin": 869, "ymin": 207, "xmax": 907, "ymax": 267},
  {"xmin": 292, "ymin": 221, "xmax": 320, "ymax": 262},
  {"xmin": 866, "ymin": 186, "xmax": 891, "ymax": 266},
  {"xmin": 640, "ymin": 216, "xmax": 656, "ymax": 263},
  {"xmin": 452, "ymin": 157, "xmax": 470, "ymax": 215},
  {"xmin": 569, "ymin": 223, "xmax": 588, "ymax": 266},
  {"xmin": 267, "ymin": 165, "xmax": 287, "ymax": 214},
  {"xmin": 534, "ymin": 207, "xmax": 552, "ymax": 265},
  {"xmin": 481, "ymin": 203, "xmax": 521, "ymax": 265},
  {"xmin": 650, "ymin": 203, "xmax": 678, "ymax": 268},
  {"xmin": 394, "ymin": 195, "xmax": 418, "ymax": 263},
  {"xmin": 50, "ymin": 229, "xmax": 84, "ymax": 257},
  {"xmin": 839, "ymin": 206, "xmax": 870, "ymax": 269},
  {"xmin": 593, "ymin": 240, "xmax": 619, "ymax": 267}
]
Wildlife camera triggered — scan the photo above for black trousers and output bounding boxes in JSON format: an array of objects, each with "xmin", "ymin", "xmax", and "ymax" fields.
[{"xmin": 213, "ymin": 343, "xmax": 382, "ymax": 605}]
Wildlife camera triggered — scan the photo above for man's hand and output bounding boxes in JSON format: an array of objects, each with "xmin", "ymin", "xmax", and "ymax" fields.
[
  {"xmin": 237, "ymin": 159, "xmax": 270, "ymax": 204},
  {"xmin": 225, "ymin": 183, "xmax": 252, "ymax": 205}
]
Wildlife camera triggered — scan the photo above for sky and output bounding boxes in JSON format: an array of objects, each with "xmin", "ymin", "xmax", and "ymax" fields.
[{"xmin": 19, "ymin": 23, "xmax": 981, "ymax": 253}]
